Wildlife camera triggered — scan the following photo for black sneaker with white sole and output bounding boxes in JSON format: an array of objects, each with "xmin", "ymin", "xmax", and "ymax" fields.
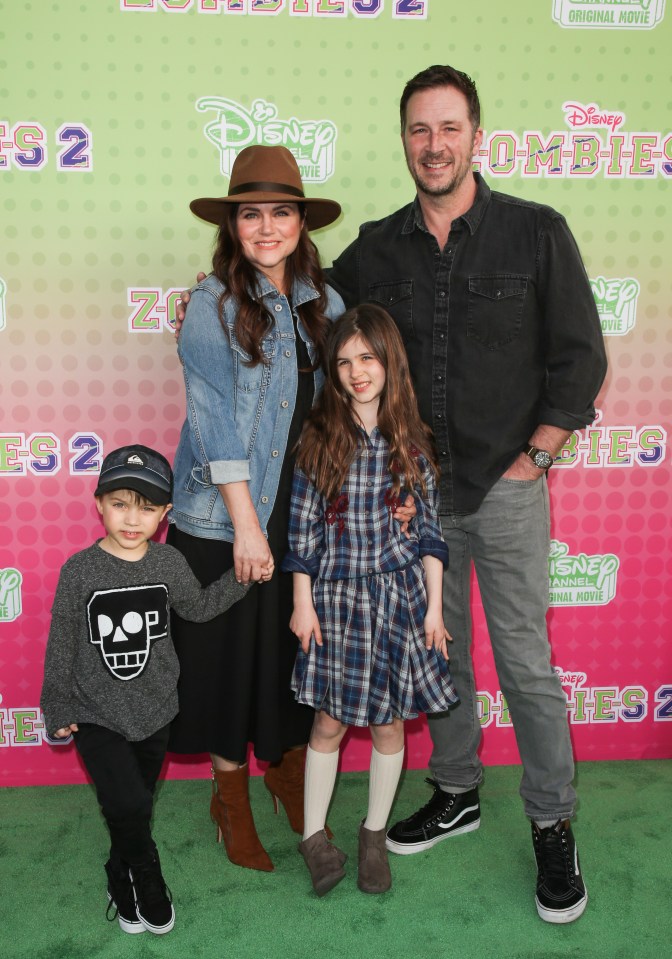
[
  {"xmin": 129, "ymin": 853, "xmax": 175, "ymax": 935},
  {"xmin": 532, "ymin": 819, "xmax": 587, "ymax": 924},
  {"xmin": 385, "ymin": 779, "xmax": 480, "ymax": 854},
  {"xmin": 105, "ymin": 860, "xmax": 145, "ymax": 935}
]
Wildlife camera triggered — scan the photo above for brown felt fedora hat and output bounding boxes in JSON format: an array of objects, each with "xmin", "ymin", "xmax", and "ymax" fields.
[{"xmin": 190, "ymin": 145, "xmax": 341, "ymax": 231}]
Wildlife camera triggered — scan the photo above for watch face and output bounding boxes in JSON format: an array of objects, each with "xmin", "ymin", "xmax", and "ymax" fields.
[{"xmin": 534, "ymin": 450, "xmax": 553, "ymax": 469}]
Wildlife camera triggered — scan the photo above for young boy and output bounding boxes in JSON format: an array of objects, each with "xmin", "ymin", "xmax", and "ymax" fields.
[{"xmin": 40, "ymin": 444, "xmax": 249, "ymax": 936}]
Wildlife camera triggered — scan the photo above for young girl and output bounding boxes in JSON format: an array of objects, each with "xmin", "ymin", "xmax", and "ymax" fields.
[{"xmin": 282, "ymin": 304, "xmax": 458, "ymax": 897}]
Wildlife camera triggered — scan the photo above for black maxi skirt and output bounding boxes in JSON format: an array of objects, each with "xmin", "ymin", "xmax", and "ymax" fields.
[{"xmin": 168, "ymin": 333, "xmax": 315, "ymax": 764}]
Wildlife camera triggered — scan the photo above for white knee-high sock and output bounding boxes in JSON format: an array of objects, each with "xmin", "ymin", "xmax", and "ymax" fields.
[
  {"xmin": 364, "ymin": 746, "xmax": 405, "ymax": 832},
  {"xmin": 303, "ymin": 746, "xmax": 339, "ymax": 841}
]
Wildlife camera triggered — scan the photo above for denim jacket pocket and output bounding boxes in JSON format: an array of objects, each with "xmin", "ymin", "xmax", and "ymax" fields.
[
  {"xmin": 228, "ymin": 331, "xmax": 277, "ymax": 393},
  {"xmin": 367, "ymin": 280, "xmax": 414, "ymax": 337},
  {"xmin": 467, "ymin": 274, "xmax": 528, "ymax": 350}
]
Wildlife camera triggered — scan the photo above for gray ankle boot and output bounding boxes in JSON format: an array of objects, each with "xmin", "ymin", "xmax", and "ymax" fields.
[
  {"xmin": 358, "ymin": 822, "xmax": 392, "ymax": 894},
  {"xmin": 298, "ymin": 830, "xmax": 347, "ymax": 897}
]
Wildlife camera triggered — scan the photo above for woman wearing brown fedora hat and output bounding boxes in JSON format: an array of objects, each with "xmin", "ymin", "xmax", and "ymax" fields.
[{"xmin": 167, "ymin": 146, "xmax": 344, "ymax": 872}]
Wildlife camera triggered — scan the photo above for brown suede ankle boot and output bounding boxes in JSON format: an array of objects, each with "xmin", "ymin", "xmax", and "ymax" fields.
[
  {"xmin": 298, "ymin": 830, "xmax": 347, "ymax": 897},
  {"xmin": 264, "ymin": 747, "xmax": 333, "ymax": 839},
  {"xmin": 263, "ymin": 747, "xmax": 306, "ymax": 834},
  {"xmin": 210, "ymin": 765, "xmax": 273, "ymax": 872},
  {"xmin": 357, "ymin": 822, "xmax": 391, "ymax": 894}
]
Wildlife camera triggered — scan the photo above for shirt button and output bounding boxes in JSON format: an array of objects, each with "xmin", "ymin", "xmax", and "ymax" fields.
[
  {"xmin": 285, "ymin": 350, "xmax": 292, "ymax": 357},
  {"xmin": 274, "ymin": 304, "xmax": 283, "ymax": 312},
  {"xmin": 271, "ymin": 450, "xmax": 279, "ymax": 458},
  {"xmin": 439, "ymin": 333, "xmax": 445, "ymax": 340},
  {"xmin": 367, "ymin": 568, "xmax": 373, "ymax": 574},
  {"xmin": 281, "ymin": 400, "xmax": 289, "ymax": 408},
  {"xmin": 436, "ymin": 413, "xmax": 443, "ymax": 419},
  {"xmin": 436, "ymin": 375, "xmax": 443, "ymax": 381},
  {"xmin": 367, "ymin": 481, "xmax": 373, "ymax": 487},
  {"xmin": 261, "ymin": 496, "xmax": 269, "ymax": 504},
  {"xmin": 439, "ymin": 291, "xmax": 446, "ymax": 297},
  {"xmin": 440, "ymin": 450, "xmax": 447, "ymax": 456}
]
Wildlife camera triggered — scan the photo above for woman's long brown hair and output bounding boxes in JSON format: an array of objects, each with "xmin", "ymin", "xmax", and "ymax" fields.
[
  {"xmin": 296, "ymin": 304, "xmax": 439, "ymax": 500},
  {"xmin": 211, "ymin": 203, "xmax": 331, "ymax": 368}
]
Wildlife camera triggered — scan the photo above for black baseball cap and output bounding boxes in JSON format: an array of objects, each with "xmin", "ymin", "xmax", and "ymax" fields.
[{"xmin": 94, "ymin": 445, "xmax": 173, "ymax": 505}]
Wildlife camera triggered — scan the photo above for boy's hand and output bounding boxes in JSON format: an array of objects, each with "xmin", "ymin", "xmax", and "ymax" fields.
[
  {"xmin": 290, "ymin": 604, "xmax": 323, "ymax": 654},
  {"xmin": 175, "ymin": 272, "xmax": 207, "ymax": 339},
  {"xmin": 424, "ymin": 613, "xmax": 451, "ymax": 661},
  {"xmin": 393, "ymin": 494, "xmax": 416, "ymax": 539},
  {"xmin": 54, "ymin": 723, "xmax": 79, "ymax": 738}
]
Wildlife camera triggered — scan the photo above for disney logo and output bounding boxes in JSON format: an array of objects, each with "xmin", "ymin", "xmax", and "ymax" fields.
[
  {"xmin": 590, "ymin": 276, "xmax": 639, "ymax": 319},
  {"xmin": 549, "ymin": 541, "xmax": 619, "ymax": 590},
  {"xmin": 554, "ymin": 668, "xmax": 587, "ymax": 688},
  {"xmin": 563, "ymin": 101, "xmax": 625, "ymax": 134},
  {"xmin": 197, "ymin": 96, "xmax": 337, "ymax": 171}
]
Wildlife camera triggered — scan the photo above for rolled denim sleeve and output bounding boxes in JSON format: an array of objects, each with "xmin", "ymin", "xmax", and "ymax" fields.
[
  {"xmin": 537, "ymin": 216, "xmax": 608, "ymax": 430},
  {"xmin": 282, "ymin": 468, "xmax": 325, "ymax": 578},
  {"xmin": 177, "ymin": 284, "xmax": 250, "ymax": 485}
]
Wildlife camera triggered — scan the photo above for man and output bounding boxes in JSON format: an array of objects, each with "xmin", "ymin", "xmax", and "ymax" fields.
[{"xmin": 327, "ymin": 65, "xmax": 607, "ymax": 924}]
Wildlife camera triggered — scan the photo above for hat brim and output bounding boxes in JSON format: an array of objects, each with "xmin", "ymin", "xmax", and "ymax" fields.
[
  {"xmin": 94, "ymin": 478, "xmax": 172, "ymax": 506},
  {"xmin": 190, "ymin": 194, "xmax": 341, "ymax": 231}
]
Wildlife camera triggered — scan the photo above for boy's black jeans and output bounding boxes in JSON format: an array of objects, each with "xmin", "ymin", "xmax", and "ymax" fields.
[{"xmin": 73, "ymin": 722, "xmax": 170, "ymax": 866}]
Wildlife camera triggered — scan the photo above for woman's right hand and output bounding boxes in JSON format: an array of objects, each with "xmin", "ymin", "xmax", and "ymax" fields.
[
  {"xmin": 175, "ymin": 272, "xmax": 207, "ymax": 338},
  {"xmin": 233, "ymin": 525, "xmax": 275, "ymax": 585}
]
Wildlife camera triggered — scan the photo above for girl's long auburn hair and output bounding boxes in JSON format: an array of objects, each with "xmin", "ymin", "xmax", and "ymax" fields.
[
  {"xmin": 296, "ymin": 304, "xmax": 439, "ymax": 500},
  {"xmin": 211, "ymin": 204, "xmax": 331, "ymax": 369}
]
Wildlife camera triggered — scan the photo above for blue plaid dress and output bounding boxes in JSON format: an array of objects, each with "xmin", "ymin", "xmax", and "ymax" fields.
[{"xmin": 282, "ymin": 428, "xmax": 458, "ymax": 727}]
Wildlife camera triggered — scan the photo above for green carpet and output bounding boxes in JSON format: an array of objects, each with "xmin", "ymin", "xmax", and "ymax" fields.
[{"xmin": 1, "ymin": 761, "xmax": 669, "ymax": 959}]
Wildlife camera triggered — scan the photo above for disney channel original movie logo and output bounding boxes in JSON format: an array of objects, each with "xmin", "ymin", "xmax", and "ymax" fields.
[
  {"xmin": 549, "ymin": 540, "xmax": 619, "ymax": 606},
  {"xmin": 0, "ymin": 568, "xmax": 23, "ymax": 622},
  {"xmin": 197, "ymin": 97, "xmax": 337, "ymax": 183},
  {"xmin": 591, "ymin": 275, "xmax": 640, "ymax": 335},
  {"xmin": 552, "ymin": 0, "xmax": 666, "ymax": 28}
]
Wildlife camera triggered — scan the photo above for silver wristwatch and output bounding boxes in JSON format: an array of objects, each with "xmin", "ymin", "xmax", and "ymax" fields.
[{"xmin": 525, "ymin": 446, "xmax": 553, "ymax": 471}]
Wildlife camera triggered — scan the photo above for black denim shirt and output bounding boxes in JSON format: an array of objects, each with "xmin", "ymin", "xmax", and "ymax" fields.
[{"xmin": 328, "ymin": 174, "xmax": 607, "ymax": 515}]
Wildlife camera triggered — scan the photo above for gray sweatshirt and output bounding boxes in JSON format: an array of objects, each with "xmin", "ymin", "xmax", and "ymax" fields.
[{"xmin": 40, "ymin": 540, "xmax": 248, "ymax": 741}]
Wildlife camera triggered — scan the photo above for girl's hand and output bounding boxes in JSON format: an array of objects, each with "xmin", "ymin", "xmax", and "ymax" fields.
[
  {"xmin": 290, "ymin": 604, "xmax": 323, "ymax": 654},
  {"xmin": 54, "ymin": 724, "xmax": 79, "ymax": 738},
  {"xmin": 393, "ymin": 493, "xmax": 417, "ymax": 539},
  {"xmin": 424, "ymin": 613, "xmax": 451, "ymax": 661},
  {"xmin": 233, "ymin": 527, "xmax": 274, "ymax": 585}
]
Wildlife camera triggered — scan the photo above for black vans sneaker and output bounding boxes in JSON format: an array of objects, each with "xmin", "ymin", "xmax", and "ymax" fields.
[
  {"xmin": 129, "ymin": 853, "xmax": 175, "ymax": 935},
  {"xmin": 386, "ymin": 779, "xmax": 480, "ymax": 854},
  {"xmin": 105, "ymin": 860, "xmax": 145, "ymax": 935},
  {"xmin": 532, "ymin": 819, "xmax": 587, "ymax": 923}
]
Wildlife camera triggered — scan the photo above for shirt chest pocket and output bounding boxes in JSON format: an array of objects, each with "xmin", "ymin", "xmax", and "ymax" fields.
[
  {"xmin": 230, "ymin": 333, "xmax": 277, "ymax": 393},
  {"xmin": 366, "ymin": 280, "xmax": 414, "ymax": 338},
  {"xmin": 467, "ymin": 274, "xmax": 528, "ymax": 350}
]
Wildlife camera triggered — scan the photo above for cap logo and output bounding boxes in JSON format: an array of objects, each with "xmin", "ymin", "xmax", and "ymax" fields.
[{"xmin": 125, "ymin": 453, "xmax": 146, "ymax": 469}]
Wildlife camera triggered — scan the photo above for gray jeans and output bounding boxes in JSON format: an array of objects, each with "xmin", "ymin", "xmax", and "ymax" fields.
[{"xmin": 429, "ymin": 475, "xmax": 576, "ymax": 821}]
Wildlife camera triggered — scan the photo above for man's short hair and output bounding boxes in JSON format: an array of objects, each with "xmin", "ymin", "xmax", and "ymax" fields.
[{"xmin": 400, "ymin": 65, "xmax": 481, "ymax": 133}]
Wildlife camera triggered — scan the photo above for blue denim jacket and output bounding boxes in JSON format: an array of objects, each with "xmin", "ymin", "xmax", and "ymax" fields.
[{"xmin": 170, "ymin": 271, "xmax": 344, "ymax": 542}]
